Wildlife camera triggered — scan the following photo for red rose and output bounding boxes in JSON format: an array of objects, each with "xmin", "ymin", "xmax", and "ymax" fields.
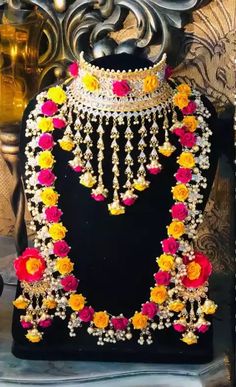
[
  {"xmin": 41, "ymin": 100, "xmax": 58, "ymax": 116},
  {"xmin": 141, "ymin": 302, "xmax": 158, "ymax": 319},
  {"xmin": 79, "ymin": 306, "xmax": 94, "ymax": 322},
  {"xmin": 14, "ymin": 248, "xmax": 46, "ymax": 282},
  {"xmin": 182, "ymin": 252, "xmax": 212, "ymax": 288},
  {"xmin": 112, "ymin": 80, "xmax": 131, "ymax": 97},
  {"xmin": 175, "ymin": 167, "xmax": 192, "ymax": 184},
  {"xmin": 154, "ymin": 271, "xmax": 171, "ymax": 286},
  {"xmin": 162, "ymin": 237, "xmax": 179, "ymax": 254},
  {"xmin": 111, "ymin": 317, "xmax": 129, "ymax": 331},
  {"xmin": 61, "ymin": 275, "xmax": 79, "ymax": 292},
  {"xmin": 38, "ymin": 133, "xmax": 54, "ymax": 150},
  {"xmin": 68, "ymin": 62, "xmax": 79, "ymax": 77},
  {"xmin": 182, "ymin": 101, "xmax": 197, "ymax": 115},
  {"xmin": 38, "ymin": 169, "xmax": 56, "ymax": 186},
  {"xmin": 171, "ymin": 203, "xmax": 188, "ymax": 221},
  {"xmin": 45, "ymin": 206, "xmax": 62, "ymax": 223},
  {"xmin": 53, "ymin": 240, "xmax": 70, "ymax": 257},
  {"xmin": 53, "ymin": 118, "xmax": 66, "ymax": 129},
  {"xmin": 179, "ymin": 132, "xmax": 196, "ymax": 148}
]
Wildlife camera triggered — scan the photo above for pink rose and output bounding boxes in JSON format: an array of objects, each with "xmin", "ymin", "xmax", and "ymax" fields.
[
  {"xmin": 173, "ymin": 127, "xmax": 186, "ymax": 137},
  {"xmin": 162, "ymin": 237, "xmax": 179, "ymax": 254},
  {"xmin": 154, "ymin": 271, "xmax": 171, "ymax": 286},
  {"xmin": 53, "ymin": 118, "xmax": 66, "ymax": 129},
  {"xmin": 175, "ymin": 167, "xmax": 192, "ymax": 184},
  {"xmin": 61, "ymin": 275, "xmax": 79, "ymax": 292},
  {"xmin": 182, "ymin": 101, "xmax": 197, "ymax": 115},
  {"xmin": 182, "ymin": 252, "xmax": 212, "ymax": 288},
  {"xmin": 111, "ymin": 317, "xmax": 129, "ymax": 331},
  {"xmin": 165, "ymin": 65, "xmax": 173, "ymax": 79},
  {"xmin": 112, "ymin": 80, "xmax": 131, "ymax": 97},
  {"xmin": 45, "ymin": 206, "xmax": 62, "ymax": 223},
  {"xmin": 141, "ymin": 302, "xmax": 158, "ymax": 319},
  {"xmin": 37, "ymin": 169, "xmax": 56, "ymax": 186},
  {"xmin": 53, "ymin": 240, "xmax": 70, "ymax": 257},
  {"xmin": 122, "ymin": 197, "xmax": 137, "ymax": 206},
  {"xmin": 79, "ymin": 306, "xmax": 94, "ymax": 322},
  {"xmin": 71, "ymin": 165, "xmax": 84, "ymax": 173},
  {"xmin": 38, "ymin": 133, "xmax": 54, "ymax": 150},
  {"xmin": 21, "ymin": 321, "xmax": 33, "ymax": 329},
  {"xmin": 179, "ymin": 132, "xmax": 196, "ymax": 148},
  {"xmin": 171, "ymin": 203, "xmax": 188, "ymax": 221},
  {"xmin": 38, "ymin": 318, "xmax": 52, "ymax": 328},
  {"xmin": 91, "ymin": 193, "xmax": 106, "ymax": 202},
  {"xmin": 173, "ymin": 323, "xmax": 186, "ymax": 332},
  {"xmin": 68, "ymin": 62, "xmax": 79, "ymax": 77},
  {"xmin": 41, "ymin": 100, "xmax": 58, "ymax": 116},
  {"xmin": 197, "ymin": 324, "xmax": 209, "ymax": 333}
]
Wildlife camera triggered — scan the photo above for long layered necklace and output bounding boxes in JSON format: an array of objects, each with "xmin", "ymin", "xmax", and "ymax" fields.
[{"xmin": 13, "ymin": 53, "xmax": 217, "ymax": 346}]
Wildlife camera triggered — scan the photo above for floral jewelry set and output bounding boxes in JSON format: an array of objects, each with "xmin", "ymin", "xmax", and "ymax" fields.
[{"xmin": 13, "ymin": 53, "xmax": 217, "ymax": 346}]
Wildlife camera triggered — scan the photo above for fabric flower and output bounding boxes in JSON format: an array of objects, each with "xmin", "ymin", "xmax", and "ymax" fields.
[
  {"xmin": 38, "ymin": 117, "xmax": 53, "ymax": 133},
  {"xmin": 38, "ymin": 318, "xmax": 52, "ymax": 328},
  {"xmin": 141, "ymin": 302, "xmax": 157, "ymax": 319},
  {"xmin": 178, "ymin": 152, "xmax": 195, "ymax": 169},
  {"xmin": 173, "ymin": 318, "xmax": 187, "ymax": 332},
  {"xmin": 157, "ymin": 254, "xmax": 175, "ymax": 271},
  {"xmin": 40, "ymin": 188, "xmax": 59, "ymax": 207},
  {"xmin": 181, "ymin": 331, "xmax": 198, "ymax": 345},
  {"xmin": 26, "ymin": 329, "xmax": 42, "ymax": 343},
  {"xmin": 53, "ymin": 118, "xmax": 66, "ymax": 129},
  {"xmin": 108, "ymin": 201, "xmax": 125, "ymax": 216},
  {"xmin": 150, "ymin": 285, "xmax": 167, "ymax": 304},
  {"xmin": 183, "ymin": 116, "xmax": 198, "ymax": 132},
  {"xmin": 201, "ymin": 300, "xmax": 217, "ymax": 315},
  {"xmin": 59, "ymin": 137, "xmax": 74, "ymax": 151},
  {"xmin": 80, "ymin": 172, "xmax": 96, "ymax": 188},
  {"xmin": 171, "ymin": 203, "xmax": 188, "ymax": 221},
  {"xmin": 175, "ymin": 168, "xmax": 192, "ymax": 184},
  {"xmin": 47, "ymin": 86, "xmax": 67, "ymax": 105},
  {"xmin": 55, "ymin": 257, "xmax": 74, "ymax": 275},
  {"xmin": 133, "ymin": 177, "xmax": 150, "ymax": 191},
  {"xmin": 132, "ymin": 312, "xmax": 148, "ymax": 329},
  {"xmin": 172, "ymin": 127, "xmax": 186, "ymax": 138},
  {"xmin": 154, "ymin": 271, "xmax": 171, "ymax": 286},
  {"xmin": 38, "ymin": 169, "xmax": 56, "ymax": 186},
  {"xmin": 197, "ymin": 324, "xmax": 209, "ymax": 333},
  {"xmin": 42, "ymin": 297, "xmax": 57, "ymax": 309},
  {"xmin": 173, "ymin": 93, "xmax": 189, "ymax": 109},
  {"xmin": 14, "ymin": 248, "xmax": 46, "ymax": 283},
  {"xmin": 38, "ymin": 150, "xmax": 54, "ymax": 169},
  {"xmin": 172, "ymin": 184, "xmax": 189, "ymax": 202},
  {"xmin": 38, "ymin": 133, "xmax": 54, "ymax": 150},
  {"xmin": 68, "ymin": 62, "xmax": 79, "ymax": 77},
  {"xmin": 53, "ymin": 240, "xmax": 70, "ymax": 257},
  {"xmin": 177, "ymin": 84, "xmax": 191, "ymax": 95},
  {"xmin": 45, "ymin": 206, "xmax": 62, "ymax": 223},
  {"xmin": 82, "ymin": 73, "xmax": 99, "ymax": 92},
  {"xmin": 61, "ymin": 275, "xmax": 79, "ymax": 291},
  {"xmin": 168, "ymin": 221, "xmax": 185, "ymax": 239},
  {"xmin": 182, "ymin": 252, "xmax": 212, "ymax": 288},
  {"xmin": 68, "ymin": 294, "xmax": 86, "ymax": 311},
  {"xmin": 13, "ymin": 295, "xmax": 29, "ymax": 309},
  {"xmin": 79, "ymin": 306, "xmax": 94, "ymax": 322},
  {"xmin": 179, "ymin": 132, "xmax": 196, "ymax": 148},
  {"xmin": 182, "ymin": 101, "xmax": 197, "ymax": 115},
  {"xmin": 112, "ymin": 80, "xmax": 131, "ymax": 97},
  {"xmin": 21, "ymin": 320, "xmax": 33, "ymax": 329},
  {"xmin": 169, "ymin": 300, "xmax": 185, "ymax": 312},
  {"xmin": 162, "ymin": 237, "xmax": 179, "ymax": 254},
  {"xmin": 143, "ymin": 75, "xmax": 159, "ymax": 93},
  {"xmin": 41, "ymin": 100, "xmax": 58, "ymax": 116},
  {"xmin": 49, "ymin": 223, "xmax": 67, "ymax": 240},
  {"xmin": 111, "ymin": 317, "xmax": 129, "ymax": 331},
  {"xmin": 93, "ymin": 311, "xmax": 109, "ymax": 329}
]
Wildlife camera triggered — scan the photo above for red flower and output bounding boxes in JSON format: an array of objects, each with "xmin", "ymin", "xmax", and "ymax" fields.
[
  {"xmin": 79, "ymin": 306, "xmax": 94, "ymax": 322},
  {"xmin": 154, "ymin": 271, "xmax": 171, "ymax": 286},
  {"xmin": 53, "ymin": 118, "xmax": 66, "ymax": 129},
  {"xmin": 112, "ymin": 80, "xmax": 131, "ymax": 97},
  {"xmin": 182, "ymin": 252, "xmax": 212, "ymax": 288},
  {"xmin": 38, "ymin": 133, "xmax": 54, "ymax": 150},
  {"xmin": 171, "ymin": 203, "xmax": 188, "ymax": 221},
  {"xmin": 38, "ymin": 169, "xmax": 56, "ymax": 186},
  {"xmin": 61, "ymin": 275, "xmax": 79, "ymax": 292},
  {"xmin": 173, "ymin": 323, "xmax": 186, "ymax": 332},
  {"xmin": 14, "ymin": 248, "xmax": 46, "ymax": 283},
  {"xmin": 182, "ymin": 101, "xmax": 197, "ymax": 115},
  {"xmin": 175, "ymin": 167, "xmax": 192, "ymax": 184},
  {"xmin": 21, "ymin": 320, "xmax": 33, "ymax": 329},
  {"xmin": 68, "ymin": 62, "xmax": 79, "ymax": 77},
  {"xmin": 162, "ymin": 237, "xmax": 179, "ymax": 254},
  {"xmin": 111, "ymin": 317, "xmax": 129, "ymax": 331},
  {"xmin": 53, "ymin": 240, "xmax": 70, "ymax": 257},
  {"xmin": 173, "ymin": 127, "xmax": 186, "ymax": 137},
  {"xmin": 179, "ymin": 132, "xmax": 196, "ymax": 148},
  {"xmin": 38, "ymin": 318, "xmax": 52, "ymax": 328},
  {"xmin": 41, "ymin": 100, "xmax": 58, "ymax": 116},
  {"xmin": 141, "ymin": 302, "xmax": 158, "ymax": 319},
  {"xmin": 91, "ymin": 193, "xmax": 106, "ymax": 202},
  {"xmin": 197, "ymin": 324, "xmax": 209, "ymax": 333},
  {"xmin": 122, "ymin": 197, "xmax": 137, "ymax": 206},
  {"xmin": 45, "ymin": 206, "xmax": 62, "ymax": 223}
]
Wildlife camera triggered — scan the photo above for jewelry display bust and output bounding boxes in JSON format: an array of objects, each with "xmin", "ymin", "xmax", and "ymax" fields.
[{"xmin": 12, "ymin": 53, "xmax": 220, "ymax": 362}]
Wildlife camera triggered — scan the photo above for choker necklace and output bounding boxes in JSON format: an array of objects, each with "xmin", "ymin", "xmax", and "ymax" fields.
[{"xmin": 13, "ymin": 54, "xmax": 217, "ymax": 346}]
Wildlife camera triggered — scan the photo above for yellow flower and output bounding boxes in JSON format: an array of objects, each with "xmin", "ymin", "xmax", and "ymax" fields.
[
  {"xmin": 47, "ymin": 86, "xmax": 67, "ymax": 104},
  {"xmin": 55, "ymin": 257, "xmax": 74, "ymax": 275},
  {"xmin": 108, "ymin": 201, "xmax": 125, "ymax": 216},
  {"xmin": 59, "ymin": 137, "xmax": 74, "ymax": 151},
  {"xmin": 178, "ymin": 152, "xmax": 195, "ymax": 169},
  {"xmin": 133, "ymin": 177, "xmax": 150, "ymax": 191},
  {"xmin": 183, "ymin": 116, "xmax": 198, "ymax": 132},
  {"xmin": 68, "ymin": 294, "xmax": 86, "ymax": 311},
  {"xmin": 93, "ymin": 311, "xmax": 109, "ymax": 329},
  {"xmin": 38, "ymin": 151, "xmax": 54, "ymax": 169},
  {"xmin": 13, "ymin": 295, "xmax": 29, "ymax": 309},
  {"xmin": 172, "ymin": 184, "xmax": 189, "ymax": 202},
  {"xmin": 201, "ymin": 300, "xmax": 217, "ymax": 315},
  {"xmin": 26, "ymin": 258, "xmax": 43, "ymax": 275},
  {"xmin": 49, "ymin": 223, "xmax": 67, "ymax": 240},
  {"xmin": 158, "ymin": 142, "xmax": 176, "ymax": 157},
  {"xmin": 168, "ymin": 221, "xmax": 185, "ymax": 239},
  {"xmin": 177, "ymin": 84, "xmax": 191, "ymax": 95},
  {"xmin": 181, "ymin": 331, "xmax": 198, "ymax": 345},
  {"xmin": 80, "ymin": 172, "xmax": 96, "ymax": 188},
  {"xmin": 143, "ymin": 75, "xmax": 159, "ymax": 93},
  {"xmin": 43, "ymin": 297, "xmax": 57, "ymax": 309},
  {"xmin": 186, "ymin": 262, "xmax": 201, "ymax": 280},
  {"xmin": 26, "ymin": 329, "xmax": 42, "ymax": 343},
  {"xmin": 38, "ymin": 117, "xmax": 53, "ymax": 132},
  {"xmin": 169, "ymin": 300, "xmax": 185, "ymax": 312},
  {"xmin": 150, "ymin": 285, "xmax": 167, "ymax": 304},
  {"xmin": 173, "ymin": 93, "xmax": 189, "ymax": 109},
  {"xmin": 82, "ymin": 73, "xmax": 99, "ymax": 92},
  {"xmin": 40, "ymin": 188, "xmax": 59, "ymax": 207},
  {"xmin": 157, "ymin": 254, "xmax": 175, "ymax": 271},
  {"xmin": 132, "ymin": 312, "xmax": 148, "ymax": 329}
]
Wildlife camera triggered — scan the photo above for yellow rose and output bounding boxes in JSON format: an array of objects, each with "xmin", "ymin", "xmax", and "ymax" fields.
[
  {"xmin": 201, "ymin": 300, "xmax": 217, "ymax": 315},
  {"xmin": 40, "ymin": 188, "xmax": 59, "ymax": 207},
  {"xmin": 108, "ymin": 201, "xmax": 125, "ymax": 216},
  {"xmin": 55, "ymin": 257, "xmax": 74, "ymax": 275},
  {"xmin": 43, "ymin": 297, "xmax": 57, "ymax": 309},
  {"xmin": 13, "ymin": 295, "xmax": 29, "ymax": 309},
  {"xmin": 178, "ymin": 152, "xmax": 195, "ymax": 169},
  {"xmin": 80, "ymin": 172, "xmax": 96, "ymax": 188},
  {"xmin": 169, "ymin": 300, "xmax": 185, "ymax": 312},
  {"xmin": 143, "ymin": 75, "xmax": 159, "ymax": 93},
  {"xmin": 183, "ymin": 116, "xmax": 198, "ymax": 132},
  {"xmin": 93, "ymin": 311, "xmax": 109, "ymax": 329},
  {"xmin": 150, "ymin": 285, "xmax": 167, "ymax": 304},
  {"xmin": 82, "ymin": 73, "xmax": 99, "ymax": 92},
  {"xmin": 132, "ymin": 312, "xmax": 148, "ymax": 330},
  {"xmin": 25, "ymin": 329, "xmax": 43, "ymax": 343},
  {"xmin": 173, "ymin": 93, "xmax": 189, "ymax": 109},
  {"xmin": 177, "ymin": 84, "xmax": 191, "ymax": 95},
  {"xmin": 172, "ymin": 184, "xmax": 189, "ymax": 202},
  {"xmin": 186, "ymin": 262, "xmax": 201, "ymax": 280},
  {"xmin": 38, "ymin": 117, "xmax": 53, "ymax": 132},
  {"xmin": 49, "ymin": 223, "xmax": 67, "ymax": 240},
  {"xmin": 26, "ymin": 258, "xmax": 43, "ymax": 275},
  {"xmin": 47, "ymin": 86, "xmax": 67, "ymax": 104},
  {"xmin": 133, "ymin": 177, "xmax": 150, "ymax": 191},
  {"xmin": 181, "ymin": 331, "xmax": 198, "ymax": 345},
  {"xmin": 157, "ymin": 254, "xmax": 175, "ymax": 271},
  {"xmin": 167, "ymin": 221, "xmax": 185, "ymax": 239},
  {"xmin": 59, "ymin": 137, "xmax": 74, "ymax": 151},
  {"xmin": 38, "ymin": 151, "xmax": 54, "ymax": 169},
  {"xmin": 68, "ymin": 294, "xmax": 86, "ymax": 311},
  {"xmin": 158, "ymin": 143, "xmax": 176, "ymax": 157}
]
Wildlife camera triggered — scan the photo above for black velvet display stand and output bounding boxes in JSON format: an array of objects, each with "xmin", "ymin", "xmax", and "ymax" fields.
[{"xmin": 12, "ymin": 54, "xmax": 220, "ymax": 362}]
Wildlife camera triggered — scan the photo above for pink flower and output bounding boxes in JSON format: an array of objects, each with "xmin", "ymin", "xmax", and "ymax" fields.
[
  {"xmin": 45, "ymin": 206, "xmax": 62, "ymax": 223},
  {"xmin": 171, "ymin": 203, "xmax": 188, "ymax": 221},
  {"xmin": 61, "ymin": 275, "xmax": 79, "ymax": 292},
  {"xmin": 41, "ymin": 100, "xmax": 58, "ymax": 116},
  {"xmin": 71, "ymin": 165, "xmax": 84, "ymax": 173},
  {"xmin": 122, "ymin": 197, "xmax": 137, "ymax": 206},
  {"xmin": 38, "ymin": 133, "xmax": 54, "ymax": 150},
  {"xmin": 21, "ymin": 321, "xmax": 33, "ymax": 329},
  {"xmin": 147, "ymin": 165, "xmax": 162, "ymax": 175},
  {"xmin": 141, "ymin": 302, "xmax": 158, "ymax": 319},
  {"xmin": 53, "ymin": 240, "xmax": 70, "ymax": 257},
  {"xmin": 79, "ymin": 306, "xmax": 94, "ymax": 322},
  {"xmin": 175, "ymin": 168, "xmax": 192, "ymax": 184},
  {"xmin": 37, "ymin": 169, "xmax": 56, "ymax": 186},
  {"xmin": 179, "ymin": 132, "xmax": 196, "ymax": 148},
  {"xmin": 182, "ymin": 101, "xmax": 197, "ymax": 115},
  {"xmin": 162, "ymin": 237, "xmax": 179, "ymax": 254},
  {"xmin": 165, "ymin": 65, "xmax": 173, "ymax": 79},
  {"xmin": 91, "ymin": 193, "xmax": 106, "ymax": 202},
  {"xmin": 68, "ymin": 62, "xmax": 79, "ymax": 77},
  {"xmin": 53, "ymin": 118, "xmax": 66, "ymax": 129},
  {"xmin": 182, "ymin": 252, "xmax": 212, "ymax": 288},
  {"xmin": 198, "ymin": 324, "xmax": 209, "ymax": 333},
  {"xmin": 14, "ymin": 248, "xmax": 46, "ymax": 283},
  {"xmin": 173, "ymin": 127, "xmax": 186, "ymax": 137},
  {"xmin": 154, "ymin": 271, "xmax": 171, "ymax": 286},
  {"xmin": 112, "ymin": 80, "xmax": 131, "ymax": 97},
  {"xmin": 173, "ymin": 323, "xmax": 186, "ymax": 332},
  {"xmin": 38, "ymin": 318, "xmax": 52, "ymax": 328},
  {"xmin": 111, "ymin": 317, "xmax": 129, "ymax": 331}
]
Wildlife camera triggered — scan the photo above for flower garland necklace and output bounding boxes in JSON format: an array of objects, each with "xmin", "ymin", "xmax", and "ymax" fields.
[{"xmin": 13, "ymin": 55, "xmax": 217, "ymax": 346}]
